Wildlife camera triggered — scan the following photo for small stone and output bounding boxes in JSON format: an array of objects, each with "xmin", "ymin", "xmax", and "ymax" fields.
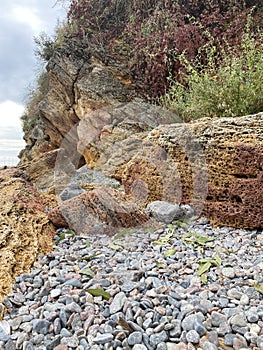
[
  {"xmin": 32, "ymin": 319, "xmax": 51, "ymax": 335},
  {"xmin": 93, "ymin": 333, "xmax": 114, "ymax": 344},
  {"xmin": 169, "ymin": 320, "xmax": 181, "ymax": 337},
  {"xmin": 224, "ymin": 334, "xmax": 236, "ymax": 346},
  {"xmin": 203, "ymin": 341, "xmax": 218, "ymax": 350},
  {"xmin": 64, "ymin": 278, "xmax": 83, "ymax": 288},
  {"xmin": 227, "ymin": 288, "xmax": 242, "ymax": 299},
  {"xmin": 61, "ymin": 335, "xmax": 79, "ymax": 348},
  {"xmin": 168, "ymin": 342, "xmax": 188, "ymax": 350},
  {"xmin": 194, "ymin": 321, "xmax": 206, "ymax": 336},
  {"xmin": 54, "ymin": 345, "xmax": 68, "ymax": 350},
  {"xmin": 4, "ymin": 339, "xmax": 16, "ymax": 350},
  {"xmin": 132, "ymin": 345, "xmax": 147, "ymax": 350},
  {"xmin": 229, "ymin": 314, "xmax": 247, "ymax": 327},
  {"xmin": 233, "ymin": 335, "xmax": 247, "ymax": 349},
  {"xmin": 110, "ymin": 292, "xmax": 127, "ymax": 314},
  {"xmin": 61, "ymin": 328, "xmax": 72, "ymax": 337},
  {"xmin": 186, "ymin": 330, "xmax": 200, "ymax": 344},
  {"xmin": 156, "ymin": 342, "xmax": 167, "ymax": 350},
  {"xmin": 128, "ymin": 331, "xmax": 143, "ymax": 345},
  {"xmin": 257, "ymin": 336, "xmax": 263, "ymax": 348},
  {"xmin": 221, "ymin": 267, "xmax": 235, "ymax": 278},
  {"xmin": 149, "ymin": 331, "xmax": 168, "ymax": 347},
  {"xmin": 246, "ymin": 310, "xmax": 259, "ymax": 323},
  {"xmin": 145, "ymin": 201, "xmax": 183, "ymax": 223},
  {"xmin": 211, "ymin": 311, "xmax": 227, "ymax": 327},
  {"xmin": 50, "ymin": 289, "xmax": 62, "ymax": 298},
  {"xmin": 239, "ymin": 294, "xmax": 249, "ymax": 305}
]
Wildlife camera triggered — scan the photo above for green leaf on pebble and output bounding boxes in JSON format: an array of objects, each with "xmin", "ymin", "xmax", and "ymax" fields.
[
  {"xmin": 198, "ymin": 261, "xmax": 212, "ymax": 276},
  {"xmin": 86, "ymin": 240, "xmax": 91, "ymax": 248},
  {"xmin": 109, "ymin": 243, "xmax": 122, "ymax": 250},
  {"xmin": 164, "ymin": 249, "xmax": 176, "ymax": 257},
  {"xmin": 253, "ymin": 283, "xmax": 263, "ymax": 295},
  {"xmin": 153, "ymin": 232, "xmax": 174, "ymax": 245},
  {"xmin": 156, "ymin": 262, "xmax": 165, "ymax": 269},
  {"xmin": 79, "ymin": 267, "xmax": 95, "ymax": 278},
  {"xmin": 86, "ymin": 288, "xmax": 111, "ymax": 300},
  {"xmin": 182, "ymin": 232, "xmax": 215, "ymax": 247},
  {"xmin": 198, "ymin": 254, "xmax": 222, "ymax": 284},
  {"xmin": 200, "ymin": 273, "xmax": 208, "ymax": 284},
  {"xmin": 79, "ymin": 253, "xmax": 101, "ymax": 261}
]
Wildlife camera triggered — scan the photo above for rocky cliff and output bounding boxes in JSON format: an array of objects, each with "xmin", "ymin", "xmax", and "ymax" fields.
[{"xmin": 18, "ymin": 40, "xmax": 263, "ymax": 229}]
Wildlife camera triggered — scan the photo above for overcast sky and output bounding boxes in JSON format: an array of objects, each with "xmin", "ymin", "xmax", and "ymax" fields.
[{"xmin": 0, "ymin": 0, "xmax": 68, "ymax": 140}]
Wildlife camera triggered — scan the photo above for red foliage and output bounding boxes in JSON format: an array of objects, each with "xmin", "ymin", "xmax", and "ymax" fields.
[{"xmin": 66, "ymin": 0, "xmax": 263, "ymax": 99}]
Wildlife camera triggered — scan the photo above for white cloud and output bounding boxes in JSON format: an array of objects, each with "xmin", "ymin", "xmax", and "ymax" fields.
[
  {"xmin": 12, "ymin": 5, "xmax": 43, "ymax": 34},
  {"xmin": 0, "ymin": 100, "xmax": 24, "ymax": 129}
]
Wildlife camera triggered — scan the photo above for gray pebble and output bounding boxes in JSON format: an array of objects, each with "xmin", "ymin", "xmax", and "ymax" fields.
[
  {"xmin": 93, "ymin": 333, "xmax": 114, "ymax": 344},
  {"xmin": 128, "ymin": 331, "xmax": 143, "ymax": 345},
  {"xmin": 186, "ymin": 329, "xmax": 200, "ymax": 343}
]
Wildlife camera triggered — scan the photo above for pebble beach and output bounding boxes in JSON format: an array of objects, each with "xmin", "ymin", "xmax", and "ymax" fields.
[{"xmin": 0, "ymin": 217, "xmax": 263, "ymax": 350}]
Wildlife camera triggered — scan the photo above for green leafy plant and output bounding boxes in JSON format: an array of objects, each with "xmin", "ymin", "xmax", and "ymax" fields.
[
  {"xmin": 57, "ymin": 229, "xmax": 75, "ymax": 242},
  {"xmin": 182, "ymin": 231, "xmax": 215, "ymax": 248},
  {"xmin": 152, "ymin": 230, "xmax": 175, "ymax": 245},
  {"xmin": 161, "ymin": 19, "xmax": 263, "ymax": 120},
  {"xmin": 79, "ymin": 267, "xmax": 95, "ymax": 278},
  {"xmin": 197, "ymin": 254, "xmax": 222, "ymax": 283}
]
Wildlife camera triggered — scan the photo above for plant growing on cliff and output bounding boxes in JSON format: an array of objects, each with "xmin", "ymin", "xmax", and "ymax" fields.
[
  {"xmin": 66, "ymin": 0, "xmax": 262, "ymax": 100},
  {"xmin": 160, "ymin": 20, "xmax": 263, "ymax": 120}
]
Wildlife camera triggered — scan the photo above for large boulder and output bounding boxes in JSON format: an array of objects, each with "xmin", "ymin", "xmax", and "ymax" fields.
[
  {"xmin": 83, "ymin": 113, "xmax": 263, "ymax": 229},
  {"xmin": 0, "ymin": 168, "xmax": 55, "ymax": 309},
  {"xmin": 126, "ymin": 113, "xmax": 263, "ymax": 228},
  {"xmin": 48, "ymin": 186, "xmax": 154, "ymax": 236}
]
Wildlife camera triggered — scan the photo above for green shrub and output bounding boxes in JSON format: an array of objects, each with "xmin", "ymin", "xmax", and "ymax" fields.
[{"xmin": 160, "ymin": 23, "xmax": 263, "ymax": 120}]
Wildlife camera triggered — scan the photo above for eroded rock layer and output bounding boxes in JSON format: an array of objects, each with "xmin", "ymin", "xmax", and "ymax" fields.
[
  {"xmin": 87, "ymin": 113, "xmax": 263, "ymax": 229},
  {"xmin": 0, "ymin": 168, "xmax": 55, "ymax": 307}
]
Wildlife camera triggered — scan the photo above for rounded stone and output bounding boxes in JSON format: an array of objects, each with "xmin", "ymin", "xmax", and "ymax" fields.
[
  {"xmin": 186, "ymin": 330, "xmax": 200, "ymax": 344},
  {"xmin": 221, "ymin": 267, "xmax": 235, "ymax": 278},
  {"xmin": 128, "ymin": 331, "xmax": 143, "ymax": 345}
]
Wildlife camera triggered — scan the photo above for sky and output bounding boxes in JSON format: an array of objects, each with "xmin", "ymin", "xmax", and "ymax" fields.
[{"xmin": 0, "ymin": 0, "xmax": 68, "ymax": 157}]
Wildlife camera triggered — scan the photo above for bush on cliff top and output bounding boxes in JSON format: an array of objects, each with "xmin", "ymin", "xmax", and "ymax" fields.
[
  {"xmin": 160, "ymin": 21, "xmax": 263, "ymax": 120},
  {"xmin": 66, "ymin": 0, "xmax": 262, "ymax": 103}
]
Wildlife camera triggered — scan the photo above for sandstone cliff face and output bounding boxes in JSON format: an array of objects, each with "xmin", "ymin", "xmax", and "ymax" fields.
[
  {"xmin": 19, "ymin": 41, "xmax": 263, "ymax": 229},
  {"xmin": 19, "ymin": 42, "xmax": 135, "ymax": 166},
  {"xmin": 0, "ymin": 168, "xmax": 55, "ymax": 309},
  {"xmin": 100, "ymin": 113, "xmax": 263, "ymax": 229}
]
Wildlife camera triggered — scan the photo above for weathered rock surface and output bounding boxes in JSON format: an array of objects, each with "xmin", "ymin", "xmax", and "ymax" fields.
[
  {"xmin": 77, "ymin": 98, "xmax": 180, "ymax": 168},
  {"xmin": 19, "ymin": 41, "xmax": 135, "ymax": 166},
  {"xmin": 48, "ymin": 186, "xmax": 154, "ymax": 236},
  {"xmin": 85, "ymin": 113, "xmax": 263, "ymax": 229},
  {"xmin": 0, "ymin": 168, "xmax": 55, "ymax": 309}
]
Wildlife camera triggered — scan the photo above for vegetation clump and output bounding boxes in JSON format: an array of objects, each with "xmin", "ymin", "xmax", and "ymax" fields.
[
  {"xmin": 23, "ymin": 0, "xmax": 263, "ymax": 131},
  {"xmin": 66, "ymin": 0, "xmax": 263, "ymax": 105}
]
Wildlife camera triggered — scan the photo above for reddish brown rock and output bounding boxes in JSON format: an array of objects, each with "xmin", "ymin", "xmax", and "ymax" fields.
[
  {"xmin": 86, "ymin": 113, "xmax": 263, "ymax": 229},
  {"xmin": 0, "ymin": 168, "xmax": 55, "ymax": 309},
  {"xmin": 122, "ymin": 113, "xmax": 263, "ymax": 228},
  {"xmin": 48, "ymin": 186, "xmax": 154, "ymax": 235}
]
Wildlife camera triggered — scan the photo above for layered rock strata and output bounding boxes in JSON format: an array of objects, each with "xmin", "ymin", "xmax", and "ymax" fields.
[{"xmin": 82, "ymin": 113, "xmax": 263, "ymax": 229}]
